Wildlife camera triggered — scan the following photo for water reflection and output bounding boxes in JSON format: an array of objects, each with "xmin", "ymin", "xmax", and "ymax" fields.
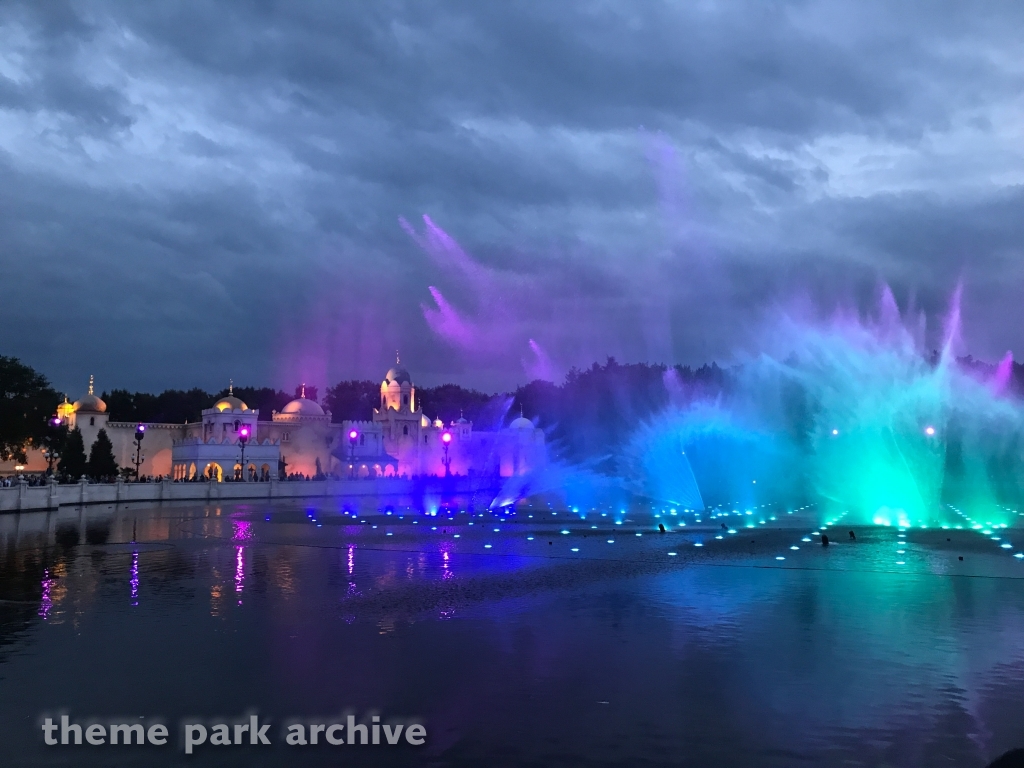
[
  {"xmin": 0, "ymin": 502, "xmax": 1022, "ymax": 766},
  {"xmin": 129, "ymin": 551, "xmax": 139, "ymax": 607},
  {"xmin": 38, "ymin": 568, "xmax": 55, "ymax": 620},
  {"xmin": 234, "ymin": 545, "xmax": 245, "ymax": 605}
]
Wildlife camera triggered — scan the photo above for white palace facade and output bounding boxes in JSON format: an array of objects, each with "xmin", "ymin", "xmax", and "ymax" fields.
[{"xmin": 13, "ymin": 365, "xmax": 546, "ymax": 482}]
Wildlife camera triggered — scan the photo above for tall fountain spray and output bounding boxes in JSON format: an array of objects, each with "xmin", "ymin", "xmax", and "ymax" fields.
[{"xmin": 621, "ymin": 287, "xmax": 1024, "ymax": 526}]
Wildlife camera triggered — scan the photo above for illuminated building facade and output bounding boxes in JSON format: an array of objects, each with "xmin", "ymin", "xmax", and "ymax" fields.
[{"xmin": 24, "ymin": 365, "xmax": 545, "ymax": 481}]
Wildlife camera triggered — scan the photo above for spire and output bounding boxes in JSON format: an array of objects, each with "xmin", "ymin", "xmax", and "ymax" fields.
[
  {"xmin": 88, "ymin": 375, "xmax": 94, "ymax": 396},
  {"xmin": 229, "ymin": 378, "xmax": 233, "ymax": 396},
  {"xmin": 300, "ymin": 382, "xmax": 306, "ymax": 399}
]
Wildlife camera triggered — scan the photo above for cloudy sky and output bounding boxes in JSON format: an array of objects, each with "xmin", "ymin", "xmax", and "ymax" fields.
[{"xmin": 1, "ymin": 0, "xmax": 1022, "ymax": 396}]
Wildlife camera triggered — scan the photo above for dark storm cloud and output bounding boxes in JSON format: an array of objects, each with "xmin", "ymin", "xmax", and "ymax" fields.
[{"xmin": 0, "ymin": 0, "xmax": 1021, "ymax": 395}]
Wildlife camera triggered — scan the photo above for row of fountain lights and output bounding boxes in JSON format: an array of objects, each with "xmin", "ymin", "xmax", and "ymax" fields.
[
  {"xmin": 946, "ymin": 503, "xmax": 1021, "ymax": 562},
  {"xmin": 282, "ymin": 497, "xmax": 1022, "ymax": 571},
  {"xmin": 291, "ymin": 501, "xmax": 838, "ymax": 559}
]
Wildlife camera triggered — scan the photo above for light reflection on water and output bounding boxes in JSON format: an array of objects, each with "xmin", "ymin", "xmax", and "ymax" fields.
[{"xmin": 0, "ymin": 501, "xmax": 1022, "ymax": 766}]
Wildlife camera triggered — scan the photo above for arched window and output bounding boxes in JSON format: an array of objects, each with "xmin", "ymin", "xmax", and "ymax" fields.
[
  {"xmin": 402, "ymin": 395, "xmax": 408, "ymax": 406},
  {"xmin": 234, "ymin": 420, "xmax": 240, "ymax": 432},
  {"xmin": 424, "ymin": 435, "xmax": 428, "ymax": 444},
  {"xmin": 89, "ymin": 417, "xmax": 95, "ymax": 426},
  {"xmin": 359, "ymin": 434, "xmax": 365, "ymax": 446},
  {"xmin": 403, "ymin": 425, "xmax": 408, "ymax": 436}
]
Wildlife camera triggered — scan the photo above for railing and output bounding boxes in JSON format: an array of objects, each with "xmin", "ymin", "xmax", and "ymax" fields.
[{"xmin": 0, "ymin": 475, "xmax": 502, "ymax": 513}]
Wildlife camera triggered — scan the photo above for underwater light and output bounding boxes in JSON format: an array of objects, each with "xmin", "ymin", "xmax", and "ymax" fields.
[
  {"xmin": 728, "ymin": 529, "xmax": 737, "ymax": 534},
  {"xmin": 668, "ymin": 552, "xmax": 677, "ymax": 556},
  {"xmin": 831, "ymin": 428, "xmax": 839, "ymax": 436},
  {"xmin": 561, "ymin": 530, "xmax": 569, "ymax": 535},
  {"xmin": 1002, "ymin": 544, "xmax": 1013, "ymax": 549},
  {"xmin": 571, "ymin": 548, "xmax": 579, "ymax": 552},
  {"xmin": 527, "ymin": 536, "xmax": 534, "ymax": 541},
  {"xmin": 1015, "ymin": 553, "xmax": 1023, "ymax": 559},
  {"xmin": 790, "ymin": 546, "xmax": 799, "ymax": 550},
  {"xmin": 776, "ymin": 556, "xmax": 785, "ymax": 561},
  {"xmin": 484, "ymin": 544, "xmax": 492, "ymax": 549},
  {"xmin": 925, "ymin": 426, "xmax": 936, "ymax": 436},
  {"xmin": 694, "ymin": 543, "xmax": 703, "ymax": 547}
]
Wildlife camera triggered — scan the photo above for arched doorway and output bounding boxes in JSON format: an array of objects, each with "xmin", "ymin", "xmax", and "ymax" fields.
[{"xmin": 204, "ymin": 462, "xmax": 223, "ymax": 481}]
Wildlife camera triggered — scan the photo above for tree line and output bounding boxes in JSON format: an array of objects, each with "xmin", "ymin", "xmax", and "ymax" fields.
[{"xmin": 7, "ymin": 352, "xmax": 1024, "ymax": 480}]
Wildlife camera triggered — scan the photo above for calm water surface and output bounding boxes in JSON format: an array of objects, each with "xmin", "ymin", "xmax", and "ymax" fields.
[{"xmin": 1, "ymin": 500, "xmax": 1023, "ymax": 767}]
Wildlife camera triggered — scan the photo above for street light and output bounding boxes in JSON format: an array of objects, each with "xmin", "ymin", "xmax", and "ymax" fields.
[
  {"xmin": 348, "ymin": 429, "xmax": 358, "ymax": 478},
  {"xmin": 238, "ymin": 425, "xmax": 250, "ymax": 481},
  {"xmin": 133, "ymin": 423, "xmax": 146, "ymax": 480},
  {"xmin": 44, "ymin": 417, "xmax": 63, "ymax": 475},
  {"xmin": 441, "ymin": 430, "xmax": 452, "ymax": 477}
]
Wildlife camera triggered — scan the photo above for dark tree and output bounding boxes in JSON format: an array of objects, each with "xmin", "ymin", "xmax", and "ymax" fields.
[
  {"xmin": 58, "ymin": 428, "xmax": 87, "ymax": 480},
  {"xmin": 87, "ymin": 429, "xmax": 118, "ymax": 480},
  {"xmin": 417, "ymin": 384, "xmax": 493, "ymax": 425},
  {"xmin": 324, "ymin": 380, "xmax": 379, "ymax": 422},
  {"xmin": 0, "ymin": 356, "xmax": 60, "ymax": 462},
  {"xmin": 104, "ymin": 388, "xmax": 214, "ymax": 424}
]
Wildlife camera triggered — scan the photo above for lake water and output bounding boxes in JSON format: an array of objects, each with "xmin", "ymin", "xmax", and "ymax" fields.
[{"xmin": 2, "ymin": 500, "xmax": 1024, "ymax": 767}]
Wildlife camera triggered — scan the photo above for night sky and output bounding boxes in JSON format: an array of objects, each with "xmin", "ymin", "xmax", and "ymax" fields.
[{"xmin": 2, "ymin": 1, "xmax": 1022, "ymax": 397}]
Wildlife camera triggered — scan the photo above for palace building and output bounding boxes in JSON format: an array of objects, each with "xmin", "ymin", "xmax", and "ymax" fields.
[{"xmin": 13, "ymin": 364, "xmax": 545, "ymax": 482}]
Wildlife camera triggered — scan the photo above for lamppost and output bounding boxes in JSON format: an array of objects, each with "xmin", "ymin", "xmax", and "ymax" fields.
[
  {"xmin": 441, "ymin": 430, "xmax": 452, "ymax": 477},
  {"xmin": 348, "ymin": 429, "xmax": 358, "ymax": 478},
  {"xmin": 133, "ymin": 423, "xmax": 146, "ymax": 480},
  {"xmin": 44, "ymin": 417, "xmax": 62, "ymax": 475},
  {"xmin": 238, "ymin": 425, "xmax": 250, "ymax": 481}
]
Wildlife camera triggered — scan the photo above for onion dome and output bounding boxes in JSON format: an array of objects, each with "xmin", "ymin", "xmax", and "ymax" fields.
[
  {"xmin": 281, "ymin": 398, "xmax": 325, "ymax": 416},
  {"xmin": 213, "ymin": 380, "xmax": 247, "ymax": 411},
  {"xmin": 74, "ymin": 375, "xmax": 107, "ymax": 413}
]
